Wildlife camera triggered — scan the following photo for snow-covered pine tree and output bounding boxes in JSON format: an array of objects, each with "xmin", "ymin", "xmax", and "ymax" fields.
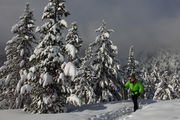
[
  {"xmin": 26, "ymin": 0, "xmax": 70, "ymax": 113},
  {"xmin": 171, "ymin": 74, "xmax": 180, "ymax": 98},
  {"xmin": 0, "ymin": 3, "xmax": 36, "ymax": 109},
  {"xmin": 141, "ymin": 67, "xmax": 156, "ymax": 99},
  {"xmin": 69, "ymin": 64, "xmax": 96, "ymax": 105},
  {"xmin": 61, "ymin": 22, "xmax": 83, "ymax": 106},
  {"xmin": 125, "ymin": 45, "xmax": 140, "ymax": 79},
  {"xmin": 138, "ymin": 52, "xmax": 159, "ymax": 99},
  {"xmin": 67, "ymin": 35, "xmax": 97, "ymax": 105},
  {"xmin": 14, "ymin": 3, "xmax": 37, "ymax": 109},
  {"xmin": 87, "ymin": 21, "xmax": 121, "ymax": 102},
  {"xmin": 153, "ymin": 71, "xmax": 174, "ymax": 100}
]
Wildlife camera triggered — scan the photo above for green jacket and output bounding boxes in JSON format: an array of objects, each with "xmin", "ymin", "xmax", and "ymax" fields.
[{"xmin": 124, "ymin": 80, "xmax": 143, "ymax": 95}]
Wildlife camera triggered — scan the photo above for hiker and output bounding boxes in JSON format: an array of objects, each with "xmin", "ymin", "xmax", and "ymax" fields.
[{"xmin": 124, "ymin": 74, "xmax": 143, "ymax": 112}]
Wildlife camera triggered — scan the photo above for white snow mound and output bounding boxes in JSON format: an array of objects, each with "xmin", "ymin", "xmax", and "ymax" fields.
[
  {"xmin": 20, "ymin": 84, "xmax": 33, "ymax": 94},
  {"xmin": 66, "ymin": 94, "xmax": 82, "ymax": 106},
  {"xmin": 65, "ymin": 44, "xmax": 78, "ymax": 59},
  {"xmin": 64, "ymin": 62, "xmax": 77, "ymax": 80},
  {"xmin": 42, "ymin": 72, "xmax": 53, "ymax": 87}
]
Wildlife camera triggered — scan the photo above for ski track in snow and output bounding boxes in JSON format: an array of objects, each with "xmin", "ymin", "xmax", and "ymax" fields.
[
  {"xmin": 86, "ymin": 99, "xmax": 155, "ymax": 120},
  {"xmin": 88, "ymin": 106, "xmax": 133, "ymax": 120}
]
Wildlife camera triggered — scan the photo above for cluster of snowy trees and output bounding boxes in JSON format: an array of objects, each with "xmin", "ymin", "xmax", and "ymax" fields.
[
  {"xmin": 0, "ymin": 0, "xmax": 121, "ymax": 113},
  {"xmin": 141, "ymin": 50, "xmax": 180, "ymax": 100},
  {"xmin": 0, "ymin": 0, "xmax": 180, "ymax": 114}
]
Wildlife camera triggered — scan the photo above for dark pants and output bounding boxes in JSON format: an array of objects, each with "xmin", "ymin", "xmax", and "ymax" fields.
[{"xmin": 132, "ymin": 94, "xmax": 139, "ymax": 112}]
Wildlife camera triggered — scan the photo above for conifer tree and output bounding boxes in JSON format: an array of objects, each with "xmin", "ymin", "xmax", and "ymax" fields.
[
  {"xmin": 124, "ymin": 46, "xmax": 140, "ymax": 79},
  {"xmin": 126, "ymin": 46, "xmax": 136, "ymax": 76},
  {"xmin": 68, "ymin": 36, "xmax": 96, "ymax": 105},
  {"xmin": 87, "ymin": 21, "xmax": 121, "ymax": 102},
  {"xmin": 60, "ymin": 22, "xmax": 83, "ymax": 106},
  {"xmin": 26, "ymin": 0, "xmax": 70, "ymax": 113},
  {"xmin": 62, "ymin": 22, "xmax": 82, "ymax": 95},
  {"xmin": 70, "ymin": 63, "xmax": 96, "ymax": 105},
  {"xmin": 0, "ymin": 3, "xmax": 36, "ymax": 109}
]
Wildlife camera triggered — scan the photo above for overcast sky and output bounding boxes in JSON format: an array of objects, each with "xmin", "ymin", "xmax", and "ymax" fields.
[{"xmin": 1, "ymin": 0, "xmax": 180, "ymax": 64}]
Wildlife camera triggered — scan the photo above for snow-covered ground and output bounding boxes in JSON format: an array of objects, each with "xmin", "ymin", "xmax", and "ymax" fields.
[
  {"xmin": 0, "ymin": 99, "xmax": 179, "ymax": 120},
  {"xmin": 123, "ymin": 99, "xmax": 180, "ymax": 120},
  {"xmin": 0, "ymin": 101, "xmax": 132, "ymax": 120}
]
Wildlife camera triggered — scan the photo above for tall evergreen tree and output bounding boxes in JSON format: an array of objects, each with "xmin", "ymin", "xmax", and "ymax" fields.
[
  {"xmin": 87, "ymin": 21, "xmax": 121, "ymax": 102},
  {"xmin": 126, "ymin": 46, "xmax": 136, "ymax": 77},
  {"xmin": 26, "ymin": 0, "xmax": 70, "ymax": 113},
  {"xmin": 59, "ymin": 22, "xmax": 83, "ymax": 105},
  {"xmin": 0, "ymin": 3, "xmax": 36, "ymax": 109},
  {"xmin": 69, "ymin": 36, "xmax": 96, "ymax": 105},
  {"xmin": 124, "ymin": 46, "xmax": 140, "ymax": 79}
]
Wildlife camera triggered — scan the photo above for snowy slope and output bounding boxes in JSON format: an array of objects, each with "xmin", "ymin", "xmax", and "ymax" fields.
[
  {"xmin": 123, "ymin": 99, "xmax": 180, "ymax": 120},
  {"xmin": 0, "ymin": 99, "xmax": 179, "ymax": 120},
  {"xmin": 0, "ymin": 101, "xmax": 135, "ymax": 120}
]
